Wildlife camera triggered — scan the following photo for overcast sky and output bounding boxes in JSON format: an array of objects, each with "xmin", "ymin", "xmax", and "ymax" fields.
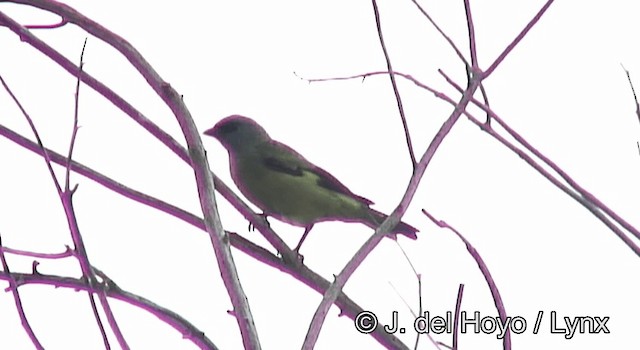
[{"xmin": 1, "ymin": 1, "xmax": 639, "ymax": 349}]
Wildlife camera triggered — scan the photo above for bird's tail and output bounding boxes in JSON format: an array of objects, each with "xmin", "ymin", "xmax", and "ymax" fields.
[{"xmin": 364, "ymin": 208, "xmax": 418, "ymax": 240}]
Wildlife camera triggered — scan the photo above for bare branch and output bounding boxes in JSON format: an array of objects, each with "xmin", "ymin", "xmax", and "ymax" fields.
[
  {"xmin": 485, "ymin": 0, "xmax": 555, "ymax": 77},
  {"xmin": 302, "ymin": 68, "xmax": 483, "ymax": 350},
  {"xmin": 0, "ymin": 269, "xmax": 220, "ymax": 350},
  {"xmin": 422, "ymin": 210, "xmax": 511, "ymax": 350},
  {"xmin": 0, "ymin": 235, "xmax": 44, "ymax": 349},
  {"xmin": 0, "ymin": 122, "xmax": 410, "ymax": 349},
  {"xmin": 371, "ymin": 0, "xmax": 416, "ymax": 167}
]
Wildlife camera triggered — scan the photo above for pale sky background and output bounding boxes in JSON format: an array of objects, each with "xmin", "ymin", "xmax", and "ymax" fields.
[{"xmin": 0, "ymin": 1, "xmax": 639, "ymax": 349}]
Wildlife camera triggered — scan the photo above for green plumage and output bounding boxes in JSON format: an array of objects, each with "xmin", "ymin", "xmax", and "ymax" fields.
[{"xmin": 204, "ymin": 115, "xmax": 417, "ymax": 251}]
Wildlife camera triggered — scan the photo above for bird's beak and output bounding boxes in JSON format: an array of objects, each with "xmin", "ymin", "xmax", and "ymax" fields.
[{"xmin": 203, "ymin": 126, "xmax": 219, "ymax": 139}]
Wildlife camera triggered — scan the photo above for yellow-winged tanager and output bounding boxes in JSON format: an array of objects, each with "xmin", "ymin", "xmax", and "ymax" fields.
[{"xmin": 204, "ymin": 115, "xmax": 418, "ymax": 252}]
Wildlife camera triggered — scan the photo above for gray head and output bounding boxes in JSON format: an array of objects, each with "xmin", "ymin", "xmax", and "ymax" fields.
[{"xmin": 204, "ymin": 115, "xmax": 271, "ymax": 153}]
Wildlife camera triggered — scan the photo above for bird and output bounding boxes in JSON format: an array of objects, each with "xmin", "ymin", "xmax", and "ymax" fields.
[{"xmin": 204, "ymin": 115, "xmax": 418, "ymax": 252}]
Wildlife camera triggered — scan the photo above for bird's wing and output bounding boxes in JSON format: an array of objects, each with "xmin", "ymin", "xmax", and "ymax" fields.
[{"xmin": 262, "ymin": 141, "xmax": 374, "ymax": 206}]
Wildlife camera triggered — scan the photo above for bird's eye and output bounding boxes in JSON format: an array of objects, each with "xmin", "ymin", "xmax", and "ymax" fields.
[{"xmin": 219, "ymin": 122, "xmax": 239, "ymax": 134}]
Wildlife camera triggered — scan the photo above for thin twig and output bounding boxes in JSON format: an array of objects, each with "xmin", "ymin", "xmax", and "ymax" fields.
[
  {"xmin": 0, "ymin": 269, "xmax": 220, "ymax": 350},
  {"xmin": 409, "ymin": 0, "xmax": 469, "ymax": 67},
  {"xmin": 0, "ymin": 6, "xmax": 297, "ymax": 265},
  {"xmin": 463, "ymin": 0, "xmax": 478, "ymax": 69},
  {"xmin": 0, "ymin": 122, "xmax": 411, "ymax": 349},
  {"xmin": 3, "ymin": 5, "xmax": 261, "ymax": 346},
  {"xmin": 485, "ymin": 0, "xmax": 555, "ymax": 77},
  {"xmin": 302, "ymin": 68, "xmax": 483, "ymax": 350},
  {"xmin": 70, "ymin": 39, "xmax": 130, "ymax": 349},
  {"xmin": 451, "ymin": 284, "xmax": 464, "ymax": 350},
  {"xmin": 310, "ymin": 66, "xmax": 640, "ymax": 251},
  {"xmin": 371, "ymin": 0, "xmax": 416, "ymax": 167},
  {"xmin": 621, "ymin": 65, "xmax": 640, "ymax": 124},
  {"xmin": 422, "ymin": 210, "xmax": 511, "ymax": 350},
  {"xmin": 0, "ymin": 73, "xmax": 110, "ymax": 348},
  {"xmin": 2, "ymin": 246, "xmax": 73, "ymax": 259},
  {"xmin": 390, "ymin": 243, "xmax": 443, "ymax": 350},
  {"xmin": 462, "ymin": 0, "xmax": 493, "ymax": 125},
  {"xmin": 0, "ymin": 235, "xmax": 44, "ymax": 349},
  {"xmin": 444, "ymin": 66, "xmax": 640, "ymax": 244},
  {"xmin": 24, "ymin": 17, "xmax": 67, "ymax": 29},
  {"xmin": 439, "ymin": 69, "xmax": 640, "ymax": 255},
  {"xmin": 621, "ymin": 64, "xmax": 640, "ymax": 156}
]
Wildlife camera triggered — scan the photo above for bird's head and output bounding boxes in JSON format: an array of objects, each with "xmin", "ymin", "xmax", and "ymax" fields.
[{"xmin": 204, "ymin": 115, "xmax": 270, "ymax": 153}]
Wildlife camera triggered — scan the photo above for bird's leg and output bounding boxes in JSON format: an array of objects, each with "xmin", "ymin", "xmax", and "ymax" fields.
[
  {"xmin": 248, "ymin": 213, "xmax": 270, "ymax": 231},
  {"xmin": 293, "ymin": 225, "xmax": 314, "ymax": 253}
]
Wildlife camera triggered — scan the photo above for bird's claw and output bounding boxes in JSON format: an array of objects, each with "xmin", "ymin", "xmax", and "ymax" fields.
[{"xmin": 248, "ymin": 213, "xmax": 270, "ymax": 231}]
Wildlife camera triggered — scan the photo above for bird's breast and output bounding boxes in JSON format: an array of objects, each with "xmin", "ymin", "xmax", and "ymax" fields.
[{"xmin": 230, "ymin": 155, "xmax": 367, "ymax": 227}]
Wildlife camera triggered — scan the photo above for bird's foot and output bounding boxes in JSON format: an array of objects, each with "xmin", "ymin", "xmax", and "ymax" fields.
[
  {"xmin": 293, "ymin": 247, "xmax": 305, "ymax": 264},
  {"xmin": 248, "ymin": 213, "xmax": 270, "ymax": 232},
  {"xmin": 279, "ymin": 248, "xmax": 305, "ymax": 265}
]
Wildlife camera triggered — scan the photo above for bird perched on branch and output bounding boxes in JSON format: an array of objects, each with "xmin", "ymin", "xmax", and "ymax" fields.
[{"xmin": 204, "ymin": 115, "xmax": 418, "ymax": 252}]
